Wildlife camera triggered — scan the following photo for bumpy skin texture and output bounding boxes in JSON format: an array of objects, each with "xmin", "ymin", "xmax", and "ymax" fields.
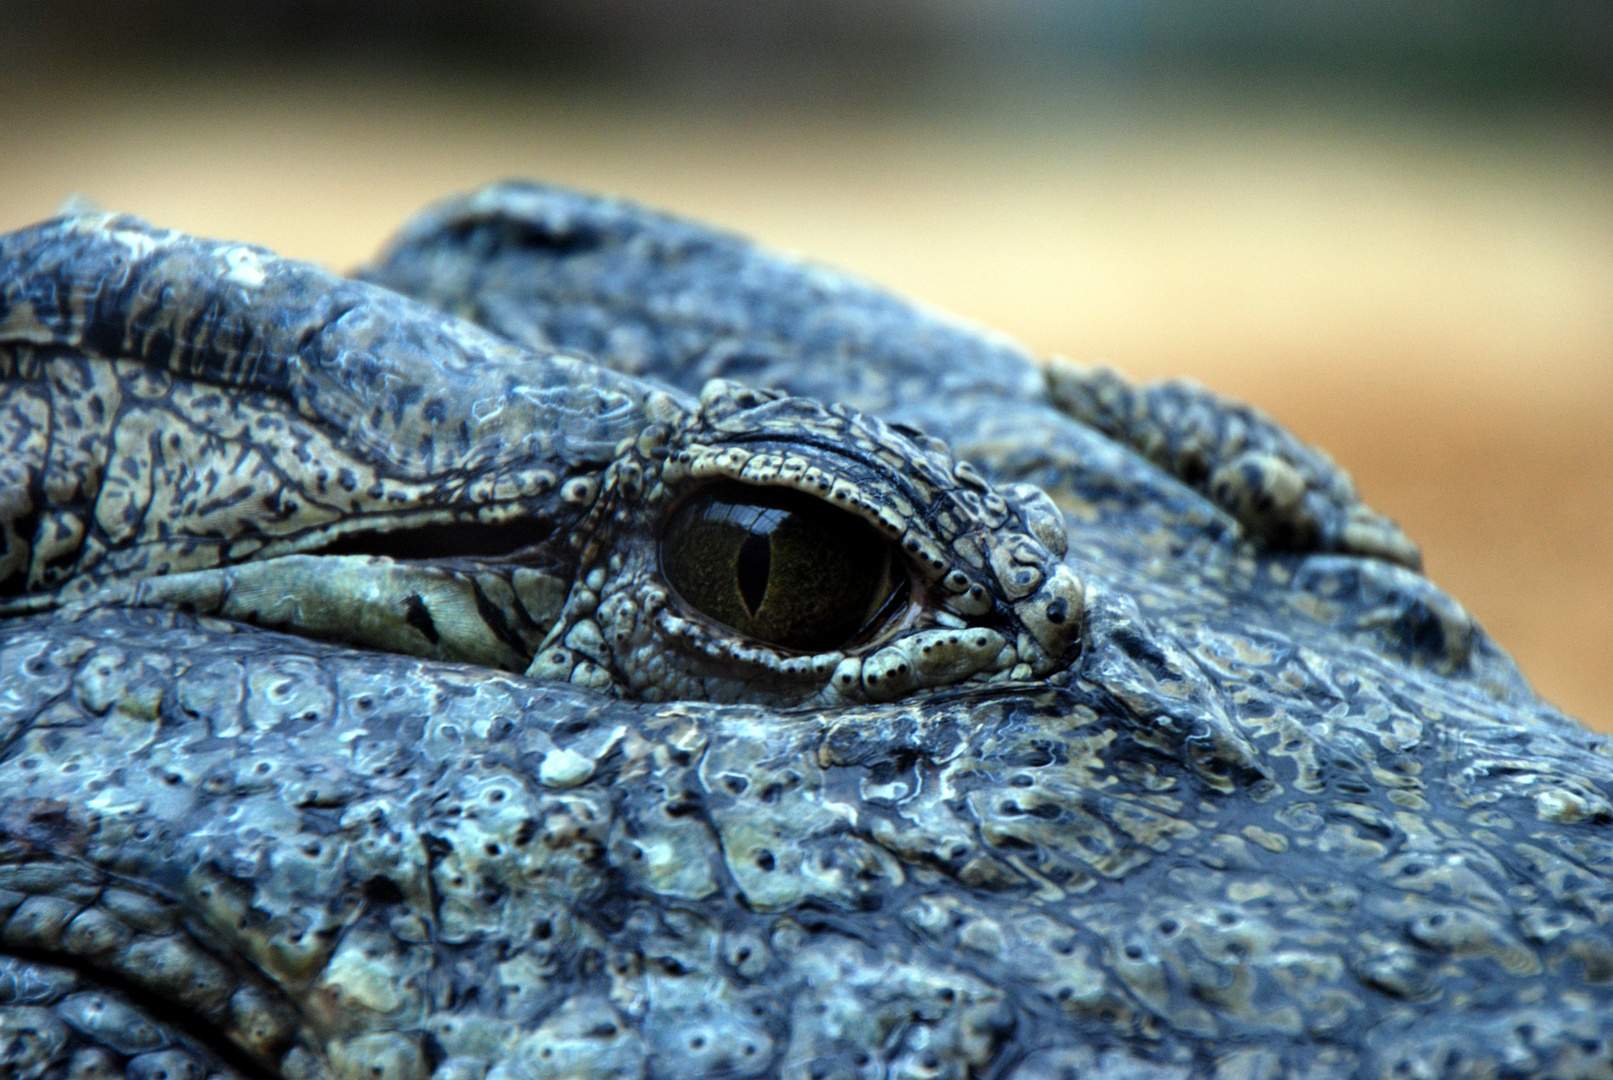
[
  {"xmin": 0, "ymin": 184, "xmax": 1610, "ymax": 1080},
  {"xmin": 360, "ymin": 183, "xmax": 1419, "ymax": 575},
  {"xmin": 0, "ymin": 213, "xmax": 1079, "ymax": 705}
]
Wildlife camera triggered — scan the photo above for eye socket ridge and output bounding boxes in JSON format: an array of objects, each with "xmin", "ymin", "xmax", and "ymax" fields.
[
  {"xmin": 659, "ymin": 480, "xmax": 913, "ymax": 654},
  {"xmin": 721, "ymin": 429, "xmax": 941, "ymax": 518}
]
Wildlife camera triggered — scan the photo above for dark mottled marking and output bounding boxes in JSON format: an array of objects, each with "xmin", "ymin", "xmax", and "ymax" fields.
[{"xmin": 402, "ymin": 593, "xmax": 438, "ymax": 644}]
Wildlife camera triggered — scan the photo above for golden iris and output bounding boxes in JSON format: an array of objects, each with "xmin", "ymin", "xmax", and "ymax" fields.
[{"xmin": 660, "ymin": 481, "xmax": 905, "ymax": 652}]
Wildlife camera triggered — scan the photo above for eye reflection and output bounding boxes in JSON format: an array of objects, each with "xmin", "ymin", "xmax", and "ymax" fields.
[{"xmin": 660, "ymin": 481, "xmax": 906, "ymax": 652}]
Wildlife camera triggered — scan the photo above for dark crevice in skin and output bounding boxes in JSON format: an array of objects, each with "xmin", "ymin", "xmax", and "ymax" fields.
[
  {"xmin": 0, "ymin": 478, "xmax": 47, "ymax": 598},
  {"xmin": 315, "ymin": 516, "xmax": 555, "ymax": 561},
  {"xmin": 467, "ymin": 577, "xmax": 529, "ymax": 653},
  {"xmin": 0, "ymin": 946, "xmax": 287, "ymax": 1080},
  {"xmin": 403, "ymin": 593, "xmax": 439, "ymax": 644},
  {"xmin": 445, "ymin": 219, "xmax": 607, "ymax": 259}
]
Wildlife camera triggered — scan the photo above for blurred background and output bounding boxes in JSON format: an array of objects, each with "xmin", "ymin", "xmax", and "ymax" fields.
[{"xmin": 1, "ymin": 1, "xmax": 1608, "ymax": 729}]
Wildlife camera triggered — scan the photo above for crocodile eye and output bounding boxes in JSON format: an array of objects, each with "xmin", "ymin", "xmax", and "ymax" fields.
[{"xmin": 661, "ymin": 481, "xmax": 907, "ymax": 652}]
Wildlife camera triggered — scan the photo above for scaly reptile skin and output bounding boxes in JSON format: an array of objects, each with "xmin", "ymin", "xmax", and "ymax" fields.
[{"xmin": 0, "ymin": 183, "xmax": 1609, "ymax": 1080}]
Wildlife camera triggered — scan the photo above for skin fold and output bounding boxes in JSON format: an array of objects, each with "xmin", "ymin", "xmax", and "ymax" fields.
[{"xmin": 0, "ymin": 184, "xmax": 1609, "ymax": 1080}]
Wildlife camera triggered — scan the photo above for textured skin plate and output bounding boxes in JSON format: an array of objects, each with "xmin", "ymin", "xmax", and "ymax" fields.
[{"xmin": 0, "ymin": 184, "xmax": 1610, "ymax": 1080}]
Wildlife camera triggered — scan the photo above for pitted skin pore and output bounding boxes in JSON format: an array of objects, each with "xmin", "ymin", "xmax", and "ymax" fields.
[
  {"xmin": 0, "ymin": 213, "xmax": 1080, "ymax": 705},
  {"xmin": 0, "ymin": 185, "xmax": 1611, "ymax": 1080}
]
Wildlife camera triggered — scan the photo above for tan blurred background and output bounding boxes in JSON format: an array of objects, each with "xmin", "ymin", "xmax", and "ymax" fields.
[{"xmin": 1, "ymin": 1, "xmax": 1608, "ymax": 729}]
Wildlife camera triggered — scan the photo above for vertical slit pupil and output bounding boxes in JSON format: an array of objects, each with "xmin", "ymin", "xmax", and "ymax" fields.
[
  {"xmin": 736, "ymin": 531, "xmax": 771, "ymax": 617},
  {"xmin": 660, "ymin": 480, "xmax": 905, "ymax": 652}
]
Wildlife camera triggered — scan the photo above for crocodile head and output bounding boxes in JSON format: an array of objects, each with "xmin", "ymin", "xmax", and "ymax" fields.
[
  {"xmin": 0, "ymin": 184, "xmax": 1610, "ymax": 1080},
  {"xmin": 0, "ymin": 212, "xmax": 1080, "ymax": 708}
]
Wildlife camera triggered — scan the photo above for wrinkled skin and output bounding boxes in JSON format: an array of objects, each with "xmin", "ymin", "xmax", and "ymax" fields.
[{"xmin": 0, "ymin": 183, "xmax": 1610, "ymax": 1080}]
